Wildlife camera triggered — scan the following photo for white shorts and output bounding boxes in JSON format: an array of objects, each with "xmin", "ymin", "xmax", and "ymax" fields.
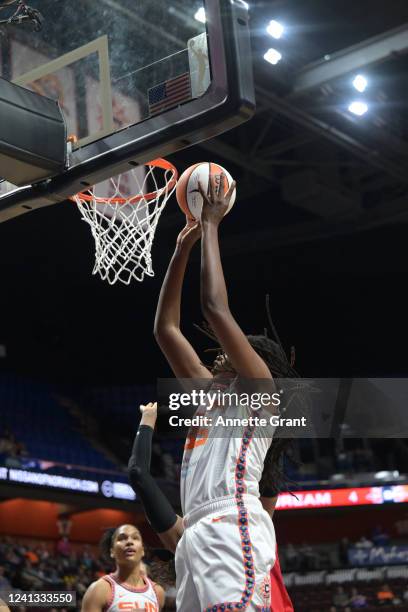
[{"xmin": 175, "ymin": 495, "xmax": 276, "ymax": 611}]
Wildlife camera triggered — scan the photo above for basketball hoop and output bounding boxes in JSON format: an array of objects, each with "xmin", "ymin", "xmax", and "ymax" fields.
[{"xmin": 72, "ymin": 158, "xmax": 178, "ymax": 285}]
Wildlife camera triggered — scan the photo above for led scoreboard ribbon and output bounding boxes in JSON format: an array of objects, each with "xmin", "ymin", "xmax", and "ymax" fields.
[
  {"xmin": 276, "ymin": 485, "xmax": 408, "ymax": 510},
  {"xmin": 1, "ymin": 466, "xmax": 407, "ymax": 509}
]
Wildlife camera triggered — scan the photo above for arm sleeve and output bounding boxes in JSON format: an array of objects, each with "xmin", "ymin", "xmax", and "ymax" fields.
[{"xmin": 128, "ymin": 425, "xmax": 178, "ymax": 534}]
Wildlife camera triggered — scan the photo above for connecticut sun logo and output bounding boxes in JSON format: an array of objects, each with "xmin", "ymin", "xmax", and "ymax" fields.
[{"xmin": 257, "ymin": 573, "xmax": 271, "ymax": 609}]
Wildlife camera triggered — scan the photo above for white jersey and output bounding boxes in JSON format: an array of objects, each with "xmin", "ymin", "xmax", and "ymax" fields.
[
  {"xmin": 180, "ymin": 377, "xmax": 275, "ymax": 516},
  {"xmin": 103, "ymin": 574, "xmax": 159, "ymax": 612}
]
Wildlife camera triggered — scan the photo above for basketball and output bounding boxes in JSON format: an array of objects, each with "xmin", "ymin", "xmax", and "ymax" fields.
[{"xmin": 176, "ymin": 162, "xmax": 236, "ymax": 221}]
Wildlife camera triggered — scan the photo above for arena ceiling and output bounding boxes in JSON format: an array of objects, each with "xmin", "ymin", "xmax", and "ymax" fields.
[{"xmin": 0, "ymin": 0, "xmax": 407, "ymax": 383}]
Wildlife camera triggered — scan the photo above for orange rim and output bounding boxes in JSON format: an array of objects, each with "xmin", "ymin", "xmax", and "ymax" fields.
[{"xmin": 70, "ymin": 158, "xmax": 178, "ymax": 205}]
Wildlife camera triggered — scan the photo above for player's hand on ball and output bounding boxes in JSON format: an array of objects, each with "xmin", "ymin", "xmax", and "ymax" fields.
[
  {"xmin": 140, "ymin": 402, "xmax": 158, "ymax": 427},
  {"xmin": 176, "ymin": 218, "xmax": 201, "ymax": 248},
  {"xmin": 198, "ymin": 173, "xmax": 236, "ymax": 226}
]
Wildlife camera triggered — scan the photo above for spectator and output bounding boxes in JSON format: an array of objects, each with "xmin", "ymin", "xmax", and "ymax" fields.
[
  {"xmin": 332, "ymin": 585, "xmax": 350, "ymax": 610},
  {"xmin": 336, "ymin": 450, "xmax": 353, "ymax": 473},
  {"xmin": 376, "ymin": 584, "xmax": 401, "ymax": 606},
  {"xmin": 4, "ymin": 450, "xmax": 21, "ymax": 468},
  {"xmin": 353, "ymin": 447, "xmax": 374, "ymax": 472},
  {"xmin": 299, "ymin": 542, "xmax": 320, "ymax": 570},
  {"xmin": 63, "ymin": 572, "xmax": 76, "ymax": 590},
  {"xmin": 285, "ymin": 543, "xmax": 300, "ymax": 570},
  {"xmin": 24, "ymin": 549, "xmax": 39, "ymax": 565},
  {"xmin": 79, "ymin": 544, "xmax": 94, "ymax": 569},
  {"xmin": 0, "ymin": 436, "xmax": 13, "ymax": 454},
  {"xmin": 162, "ymin": 451, "xmax": 177, "ymax": 481},
  {"xmin": 56, "ymin": 536, "xmax": 71, "ymax": 557},
  {"xmin": 338, "ymin": 537, "xmax": 350, "ymax": 566},
  {"xmin": 355, "ymin": 536, "xmax": 373, "ymax": 549},
  {"xmin": 0, "ymin": 430, "xmax": 17, "ymax": 455},
  {"xmin": 0, "ymin": 429, "xmax": 28, "ymax": 468},
  {"xmin": 0, "ymin": 566, "xmax": 12, "ymax": 591},
  {"xmin": 57, "ymin": 514, "xmax": 72, "ymax": 539},
  {"xmin": 36, "ymin": 543, "xmax": 50, "ymax": 562},
  {"xmin": 14, "ymin": 441, "xmax": 27, "ymax": 459},
  {"xmin": 371, "ymin": 525, "xmax": 389, "ymax": 547},
  {"xmin": 75, "ymin": 569, "xmax": 89, "ymax": 597},
  {"xmin": 3, "ymin": 546, "xmax": 20, "ymax": 567},
  {"xmin": 20, "ymin": 559, "xmax": 43, "ymax": 590},
  {"xmin": 349, "ymin": 587, "xmax": 367, "ymax": 608},
  {"xmin": 0, "ymin": 428, "xmax": 14, "ymax": 450},
  {"xmin": 402, "ymin": 585, "xmax": 408, "ymax": 603}
]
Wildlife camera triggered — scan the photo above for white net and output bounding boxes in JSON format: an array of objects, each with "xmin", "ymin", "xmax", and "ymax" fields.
[{"xmin": 73, "ymin": 159, "xmax": 177, "ymax": 285}]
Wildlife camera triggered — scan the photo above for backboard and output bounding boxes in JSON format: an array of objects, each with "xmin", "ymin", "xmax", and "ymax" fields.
[
  {"xmin": 0, "ymin": 0, "xmax": 255, "ymax": 221},
  {"xmin": 1, "ymin": 0, "xmax": 210, "ymax": 147}
]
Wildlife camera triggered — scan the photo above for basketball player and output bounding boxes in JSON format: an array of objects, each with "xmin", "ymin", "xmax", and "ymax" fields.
[
  {"xmin": 81, "ymin": 524, "xmax": 165, "ymax": 611},
  {"xmin": 143, "ymin": 172, "xmax": 298, "ymax": 610},
  {"xmin": 129, "ymin": 403, "xmax": 294, "ymax": 612}
]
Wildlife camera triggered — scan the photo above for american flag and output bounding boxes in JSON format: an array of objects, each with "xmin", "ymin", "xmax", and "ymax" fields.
[{"xmin": 148, "ymin": 72, "xmax": 192, "ymax": 115}]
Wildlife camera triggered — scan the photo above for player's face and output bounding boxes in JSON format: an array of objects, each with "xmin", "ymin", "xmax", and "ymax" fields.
[{"xmin": 111, "ymin": 525, "xmax": 144, "ymax": 565}]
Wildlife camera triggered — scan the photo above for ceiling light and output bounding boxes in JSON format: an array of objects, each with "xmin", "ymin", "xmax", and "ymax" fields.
[
  {"xmin": 264, "ymin": 48, "xmax": 282, "ymax": 65},
  {"xmin": 348, "ymin": 101, "xmax": 368, "ymax": 116},
  {"xmin": 352, "ymin": 74, "xmax": 368, "ymax": 93},
  {"xmin": 267, "ymin": 20, "xmax": 284, "ymax": 39}
]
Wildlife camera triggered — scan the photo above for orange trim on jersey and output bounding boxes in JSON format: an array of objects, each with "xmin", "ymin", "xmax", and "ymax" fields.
[
  {"xmin": 151, "ymin": 580, "xmax": 162, "ymax": 610},
  {"xmin": 102, "ymin": 575, "xmax": 115, "ymax": 611},
  {"xmin": 147, "ymin": 577, "xmax": 160, "ymax": 609},
  {"xmin": 184, "ymin": 427, "xmax": 209, "ymax": 450},
  {"xmin": 110, "ymin": 573, "xmax": 149, "ymax": 593}
]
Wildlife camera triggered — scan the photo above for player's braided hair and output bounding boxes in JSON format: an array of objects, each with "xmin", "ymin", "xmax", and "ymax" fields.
[
  {"xmin": 246, "ymin": 333, "xmax": 299, "ymax": 496},
  {"xmin": 196, "ymin": 295, "xmax": 300, "ymax": 495}
]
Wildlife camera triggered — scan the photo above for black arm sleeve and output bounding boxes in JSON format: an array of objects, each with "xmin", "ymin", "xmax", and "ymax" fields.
[{"xmin": 128, "ymin": 425, "xmax": 178, "ymax": 534}]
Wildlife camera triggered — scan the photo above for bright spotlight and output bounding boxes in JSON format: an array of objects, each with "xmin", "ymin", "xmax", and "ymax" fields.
[
  {"xmin": 352, "ymin": 74, "xmax": 368, "ymax": 93},
  {"xmin": 348, "ymin": 101, "xmax": 368, "ymax": 116},
  {"xmin": 264, "ymin": 48, "xmax": 282, "ymax": 65},
  {"xmin": 194, "ymin": 7, "xmax": 206, "ymax": 23},
  {"xmin": 267, "ymin": 20, "xmax": 284, "ymax": 39}
]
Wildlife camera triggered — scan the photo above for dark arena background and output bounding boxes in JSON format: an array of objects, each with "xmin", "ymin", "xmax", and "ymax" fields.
[{"xmin": 1, "ymin": 0, "xmax": 408, "ymax": 611}]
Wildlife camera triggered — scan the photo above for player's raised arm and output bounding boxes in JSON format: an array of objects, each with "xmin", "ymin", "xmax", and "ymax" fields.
[
  {"xmin": 199, "ymin": 175, "xmax": 272, "ymax": 380},
  {"xmin": 128, "ymin": 402, "xmax": 184, "ymax": 553},
  {"xmin": 154, "ymin": 219, "xmax": 212, "ymax": 379}
]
